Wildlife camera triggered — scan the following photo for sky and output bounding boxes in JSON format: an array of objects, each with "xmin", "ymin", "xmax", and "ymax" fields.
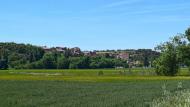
[{"xmin": 0, "ymin": 0, "xmax": 190, "ymax": 50}]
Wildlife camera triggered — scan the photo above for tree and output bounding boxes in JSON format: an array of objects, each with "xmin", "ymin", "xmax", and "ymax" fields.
[
  {"xmin": 173, "ymin": 27, "xmax": 190, "ymax": 71},
  {"xmin": 143, "ymin": 56, "xmax": 149, "ymax": 67},
  {"xmin": 69, "ymin": 62, "xmax": 78, "ymax": 69},
  {"xmin": 69, "ymin": 57, "xmax": 80, "ymax": 69},
  {"xmin": 41, "ymin": 53, "xmax": 56, "ymax": 69},
  {"xmin": 114, "ymin": 59, "xmax": 128, "ymax": 68},
  {"xmin": 57, "ymin": 55, "xmax": 70, "ymax": 69},
  {"xmin": 0, "ymin": 48, "xmax": 8, "ymax": 70},
  {"xmin": 154, "ymin": 27, "xmax": 190, "ymax": 75},
  {"xmin": 68, "ymin": 57, "xmax": 90, "ymax": 69},
  {"xmin": 89, "ymin": 62, "xmax": 99, "ymax": 69},
  {"xmin": 185, "ymin": 27, "xmax": 190, "ymax": 41},
  {"xmin": 98, "ymin": 57, "xmax": 114, "ymax": 68},
  {"xmin": 154, "ymin": 36, "xmax": 181, "ymax": 76},
  {"xmin": 179, "ymin": 46, "xmax": 190, "ymax": 70},
  {"xmin": 0, "ymin": 59, "xmax": 8, "ymax": 70},
  {"xmin": 78, "ymin": 56, "xmax": 90, "ymax": 69},
  {"xmin": 26, "ymin": 60, "xmax": 44, "ymax": 69}
]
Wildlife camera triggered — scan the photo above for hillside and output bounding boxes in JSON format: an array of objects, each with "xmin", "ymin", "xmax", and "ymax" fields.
[{"xmin": 0, "ymin": 42, "xmax": 160, "ymax": 69}]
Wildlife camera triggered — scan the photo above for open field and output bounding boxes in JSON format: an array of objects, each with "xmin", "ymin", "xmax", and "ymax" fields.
[
  {"xmin": 0, "ymin": 69, "xmax": 190, "ymax": 107},
  {"xmin": 1, "ymin": 80, "xmax": 190, "ymax": 107},
  {"xmin": 0, "ymin": 68, "xmax": 190, "ymax": 81}
]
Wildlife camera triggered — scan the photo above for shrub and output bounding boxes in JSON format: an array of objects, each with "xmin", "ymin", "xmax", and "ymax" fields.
[{"xmin": 98, "ymin": 71, "xmax": 104, "ymax": 76}]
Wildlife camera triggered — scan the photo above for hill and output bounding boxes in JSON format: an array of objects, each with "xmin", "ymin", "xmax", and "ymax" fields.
[{"xmin": 0, "ymin": 42, "xmax": 160, "ymax": 69}]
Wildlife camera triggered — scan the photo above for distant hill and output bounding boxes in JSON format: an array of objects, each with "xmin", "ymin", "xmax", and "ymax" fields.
[
  {"xmin": 0, "ymin": 42, "xmax": 160, "ymax": 69},
  {"xmin": 0, "ymin": 42, "xmax": 45, "ymax": 69}
]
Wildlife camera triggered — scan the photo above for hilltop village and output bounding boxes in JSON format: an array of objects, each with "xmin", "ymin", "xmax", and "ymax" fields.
[{"xmin": 42, "ymin": 46, "xmax": 160, "ymax": 68}]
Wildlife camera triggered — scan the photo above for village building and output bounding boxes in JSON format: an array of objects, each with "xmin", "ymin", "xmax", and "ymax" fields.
[
  {"xmin": 83, "ymin": 51, "xmax": 97, "ymax": 56},
  {"xmin": 55, "ymin": 47, "xmax": 66, "ymax": 53},
  {"xmin": 116, "ymin": 52, "xmax": 129, "ymax": 60},
  {"xmin": 70, "ymin": 47, "xmax": 82, "ymax": 55}
]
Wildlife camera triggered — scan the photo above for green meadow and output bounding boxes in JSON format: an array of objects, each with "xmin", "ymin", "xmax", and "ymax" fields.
[{"xmin": 0, "ymin": 69, "xmax": 190, "ymax": 107}]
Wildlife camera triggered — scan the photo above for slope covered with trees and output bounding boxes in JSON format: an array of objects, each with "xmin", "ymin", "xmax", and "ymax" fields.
[
  {"xmin": 0, "ymin": 42, "xmax": 45, "ymax": 69},
  {"xmin": 0, "ymin": 43, "xmax": 129, "ymax": 69},
  {"xmin": 0, "ymin": 43, "xmax": 159, "ymax": 70}
]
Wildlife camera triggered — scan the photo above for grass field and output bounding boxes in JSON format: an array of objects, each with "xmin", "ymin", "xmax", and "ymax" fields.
[{"xmin": 0, "ymin": 68, "xmax": 190, "ymax": 107}]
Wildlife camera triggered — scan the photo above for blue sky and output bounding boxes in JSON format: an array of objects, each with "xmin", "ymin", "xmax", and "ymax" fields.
[{"xmin": 0, "ymin": 0, "xmax": 190, "ymax": 50}]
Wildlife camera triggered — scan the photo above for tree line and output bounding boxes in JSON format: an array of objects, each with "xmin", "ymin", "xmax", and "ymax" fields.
[
  {"xmin": 0, "ymin": 43, "xmax": 129, "ymax": 69},
  {"xmin": 26, "ymin": 54, "xmax": 129, "ymax": 69}
]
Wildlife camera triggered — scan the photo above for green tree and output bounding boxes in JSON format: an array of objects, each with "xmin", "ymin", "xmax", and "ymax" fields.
[
  {"xmin": 0, "ymin": 59, "xmax": 8, "ymax": 70},
  {"xmin": 98, "ymin": 57, "xmax": 114, "ymax": 68},
  {"xmin": 8, "ymin": 53, "xmax": 27, "ymax": 68},
  {"xmin": 0, "ymin": 48, "xmax": 8, "ymax": 70},
  {"xmin": 178, "ymin": 27, "xmax": 190, "ymax": 71},
  {"xmin": 68, "ymin": 57, "xmax": 90, "ymax": 69},
  {"xmin": 179, "ymin": 46, "xmax": 190, "ymax": 70},
  {"xmin": 89, "ymin": 62, "xmax": 99, "ymax": 69},
  {"xmin": 57, "ymin": 55, "xmax": 70, "ymax": 69},
  {"xmin": 144, "ymin": 56, "xmax": 149, "ymax": 67},
  {"xmin": 185, "ymin": 27, "xmax": 190, "ymax": 41},
  {"xmin": 154, "ymin": 36, "xmax": 181, "ymax": 76},
  {"xmin": 26, "ymin": 60, "xmax": 44, "ymax": 69},
  {"xmin": 114, "ymin": 59, "xmax": 128, "ymax": 68},
  {"xmin": 69, "ymin": 57, "xmax": 80, "ymax": 69},
  {"xmin": 41, "ymin": 53, "xmax": 56, "ymax": 69},
  {"xmin": 78, "ymin": 56, "xmax": 90, "ymax": 69}
]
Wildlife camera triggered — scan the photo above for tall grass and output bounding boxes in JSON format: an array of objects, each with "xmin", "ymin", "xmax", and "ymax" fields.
[
  {"xmin": 150, "ymin": 82, "xmax": 190, "ymax": 107},
  {"xmin": 1, "ymin": 80, "xmax": 190, "ymax": 107}
]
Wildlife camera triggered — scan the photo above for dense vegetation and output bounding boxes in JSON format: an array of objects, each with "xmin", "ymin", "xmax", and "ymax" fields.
[
  {"xmin": 0, "ymin": 43, "xmax": 159, "ymax": 70},
  {"xmin": 0, "ymin": 43, "xmax": 45, "ymax": 69},
  {"xmin": 28, "ymin": 54, "xmax": 129, "ymax": 69},
  {"xmin": 154, "ymin": 27, "xmax": 190, "ymax": 76}
]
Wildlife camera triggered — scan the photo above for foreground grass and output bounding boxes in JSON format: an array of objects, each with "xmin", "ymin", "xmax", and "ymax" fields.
[
  {"xmin": 151, "ymin": 89, "xmax": 190, "ymax": 107},
  {"xmin": 1, "ymin": 80, "xmax": 190, "ymax": 107}
]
